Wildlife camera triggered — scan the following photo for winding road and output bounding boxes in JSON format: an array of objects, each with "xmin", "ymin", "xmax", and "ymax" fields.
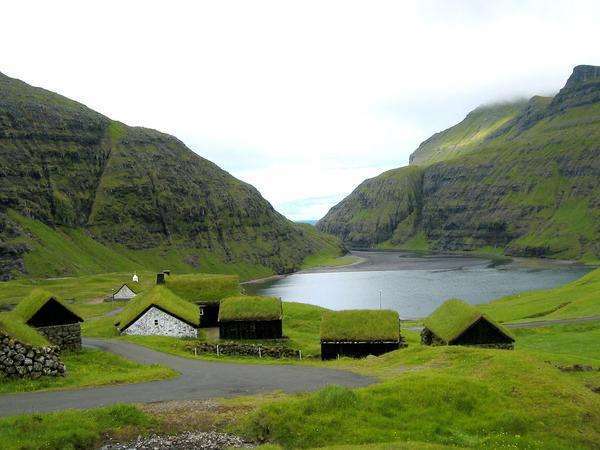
[{"xmin": 0, "ymin": 338, "xmax": 373, "ymax": 417}]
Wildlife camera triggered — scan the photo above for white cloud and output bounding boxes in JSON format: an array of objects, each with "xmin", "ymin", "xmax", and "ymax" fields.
[{"xmin": 2, "ymin": 0, "xmax": 599, "ymax": 219}]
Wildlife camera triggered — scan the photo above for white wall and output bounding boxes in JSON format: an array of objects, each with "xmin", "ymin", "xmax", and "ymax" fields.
[
  {"xmin": 122, "ymin": 306, "xmax": 197, "ymax": 338},
  {"xmin": 114, "ymin": 285, "xmax": 136, "ymax": 300}
]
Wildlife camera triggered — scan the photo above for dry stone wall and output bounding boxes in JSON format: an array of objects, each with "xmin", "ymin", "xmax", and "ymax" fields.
[
  {"xmin": 0, "ymin": 334, "xmax": 65, "ymax": 378},
  {"xmin": 37, "ymin": 323, "xmax": 81, "ymax": 350},
  {"xmin": 186, "ymin": 342, "xmax": 301, "ymax": 359}
]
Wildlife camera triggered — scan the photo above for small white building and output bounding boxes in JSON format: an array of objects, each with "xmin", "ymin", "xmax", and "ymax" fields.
[
  {"xmin": 115, "ymin": 286, "xmax": 200, "ymax": 338},
  {"xmin": 113, "ymin": 284, "xmax": 137, "ymax": 301}
]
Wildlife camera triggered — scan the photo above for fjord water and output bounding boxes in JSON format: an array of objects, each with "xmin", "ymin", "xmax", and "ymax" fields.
[{"xmin": 247, "ymin": 251, "xmax": 591, "ymax": 319}]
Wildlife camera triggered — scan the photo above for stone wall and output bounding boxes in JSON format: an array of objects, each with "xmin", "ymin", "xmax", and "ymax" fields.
[
  {"xmin": 122, "ymin": 306, "xmax": 198, "ymax": 338},
  {"xmin": 0, "ymin": 334, "xmax": 65, "ymax": 378},
  {"xmin": 185, "ymin": 342, "xmax": 301, "ymax": 359},
  {"xmin": 37, "ymin": 323, "xmax": 81, "ymax": 350}
]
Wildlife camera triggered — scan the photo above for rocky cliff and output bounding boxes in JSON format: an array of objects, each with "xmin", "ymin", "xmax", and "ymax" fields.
[
  {"xmin": 318, "ymin": 65, "xmax": 600, "ymax": 261},
  {"xmin": 0, "ymin": 73, "xmax": 342, "ymax": 280}
]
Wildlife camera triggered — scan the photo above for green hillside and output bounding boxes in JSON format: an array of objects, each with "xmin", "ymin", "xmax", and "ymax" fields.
[
  {"xmin": 0, "ymin": 72, "xmax": 344, "ymax": 280},
  {"xmin": 318, "ymin": 65, "xmax": 600, "ymax": 260},
  {"xmin": 409, "ymin": 100, "xmax": 528, "ymax": 165}
]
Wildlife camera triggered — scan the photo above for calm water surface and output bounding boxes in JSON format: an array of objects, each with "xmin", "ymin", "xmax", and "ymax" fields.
[{"xmin": 246, "ymin": 251, "xmax": 591, "ymax": 319}]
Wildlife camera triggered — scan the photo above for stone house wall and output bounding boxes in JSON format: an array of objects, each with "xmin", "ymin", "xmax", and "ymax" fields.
[
  {"xmin": 0, "ymin": 334, "xmax": 65, "ymax": 378},
  {"xmin": 37, "ymin": 323, "xmax": 81, "ymax": 351},
  {"xmin": 113, "ymin": 285, "xmax": 136, "ymax": 300},
  {"xmin": 122, "ymin": 306, "xmax": 198, "ymax": 338}
]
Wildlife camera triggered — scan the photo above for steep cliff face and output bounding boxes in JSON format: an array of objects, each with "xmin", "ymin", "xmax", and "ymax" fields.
[
  {"xmin": 0, "ymin": 73, "xmax": 341, "ymax": 280},
  {"xmin": 317, "ymin": 166, "xmax": 423, "ymax": 247},
  {"xmin": 318, "ymin": 65, "xmax": 600, "ymax": 260}
]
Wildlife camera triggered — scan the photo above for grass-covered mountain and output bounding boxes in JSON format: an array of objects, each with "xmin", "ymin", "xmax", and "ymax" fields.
[
  {"xmin": 318, "ymin": 65, "xmax": 600, "ymax": 262},
  {"xmin": 0, "ymin": 72, "xmax": 342, "ymax": 280}
]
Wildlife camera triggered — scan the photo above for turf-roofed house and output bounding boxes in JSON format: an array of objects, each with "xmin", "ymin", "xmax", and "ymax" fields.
[
  {"xmin": 115, "ymin": 286, "xmax": 200, "ymax": 338},
  {"xmin": 320, "ymin": 310, "xmax": 402, "ymax": 360},
  {"xmin": 0, "ymin": 313, "xmax": 65, "ymax": 378},
  {"xmin": 112, "ymin": 283, "xmax": 137, "ymax": 301},
  {"xmin": 218, "ymin": 296, "xmax": 283, "ymax": 340},
  {"xmin": 165, "ymin": 273, "xmax": 241, "ymax": 328},
  {"xmin": 12, "ymin": 289, "xmax": 84, "ymax": 350},
  {"xmin": 421, "ymin": 299, "xmax": 515, "ymax": 349}
]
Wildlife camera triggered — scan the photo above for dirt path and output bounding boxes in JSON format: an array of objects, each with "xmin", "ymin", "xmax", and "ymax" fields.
[
  {"xmin": 0, "ymin": 338, "xmax": 373, "ymax": 417},
  {"xmin": 504, "ymin": 315, "xmax": 600, "ymax": 329}
]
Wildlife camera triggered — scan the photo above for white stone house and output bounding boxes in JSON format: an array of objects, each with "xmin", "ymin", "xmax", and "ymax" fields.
[
  {"xmin": 115, "ymin": 286, "xmax": 200, "ymax": 338},
  {"xmin": 112, "ymin": 284, "xmax": 137, "ymax": 301}
]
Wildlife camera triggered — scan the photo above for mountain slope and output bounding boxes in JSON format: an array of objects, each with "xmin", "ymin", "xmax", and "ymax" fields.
[
  {"xmin": 409, "ymin": 99, "xmax": 528, "ymax": 166},
  {"xmin": 318, "ymin": 65, "xmax": 600, "ymax": 261},
  {"xmin": 0, "ymin": 72, "xmax": 342, "ymax": 280}
]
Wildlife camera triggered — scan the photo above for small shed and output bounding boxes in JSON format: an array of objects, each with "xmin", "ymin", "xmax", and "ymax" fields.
[
  {"xmin": 421, "ymin": 299, "xmax": 515, "ymax": 349},
  {"xmin": 13, "ymin": 289, "xmax": 83, "ymax": 351},
  {"xmin": 112, "ymin": 283, "xmax": 137, "ymax": 301},
  {"xmin": 115, "ymin": 286, "xmax": 200, "ymax": 338},
  {"xmin": 218, "ymin": 296, "xmax": 283, "ymax": 340},
  {"xmin": 320, "ymin": 309, "xmax": 401, "ymax": 360},
  {"xmin": 165, "ymin": 273, "xmax": 241, "ymax": 328}
]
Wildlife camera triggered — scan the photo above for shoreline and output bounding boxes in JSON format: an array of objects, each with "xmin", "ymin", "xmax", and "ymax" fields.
[{"xmin": 242, "ymin": 249, "xmax": 593, "ymax": 286}]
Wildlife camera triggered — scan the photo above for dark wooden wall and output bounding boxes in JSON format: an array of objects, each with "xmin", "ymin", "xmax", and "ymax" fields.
[
  {"xmin": 27, "ymin": 300, "xmax": 81, "ymax": 327},
  {"xmin": 199, "ymin": 303, "xmax": 220, "ymax": 328},
  {"xmin": 321, "ymin": 342, "xmax": 399, "ymax": 360},
  {"xmin": 452, "ymin": 318, "xmax": 514, "ymax": 346},
  {"xmin": 219, "ymin": 320, "xmax": 282, "ymax": 340}
]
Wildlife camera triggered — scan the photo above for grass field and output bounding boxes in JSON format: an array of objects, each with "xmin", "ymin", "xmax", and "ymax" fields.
[
  {"xmin": 2, "ymin": 265, "xmax": 600, "ymax": 449},
  {"xmin": 481, "ymin": 267, "xmax": 600, "ymax": 322},
  {"xmin": 233, "ymin": 345, "xmax": 600, "ymax": 449},
  {"xmin": 0, "ymin": 348, "xmax": 176, "ymax": 394},
  {"xmin": 0, "ymin": 404, "xmax": 156, "ymax": 450}
]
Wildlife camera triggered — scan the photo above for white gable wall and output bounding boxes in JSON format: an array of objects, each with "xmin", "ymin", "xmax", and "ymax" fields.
[
  {"xmin": 114, "ymin": 285, "xmax": 136, "ymax": 300},
  {"xmin": 122, "ymin": 306, "xmax": 197, "ymax": 338}
]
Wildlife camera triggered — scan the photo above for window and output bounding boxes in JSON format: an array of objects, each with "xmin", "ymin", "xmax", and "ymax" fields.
[{"xmin": 154, "ymin": 319, "xmax": 159, "ymax": 326}]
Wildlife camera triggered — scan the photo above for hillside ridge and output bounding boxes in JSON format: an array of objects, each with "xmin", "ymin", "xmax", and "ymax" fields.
[
  {"xmin": 318, "ymin": 65, "xmax": 600, "ymax": 261},
  {"xmin": 0, "ymin": 72, "xmax": 342, "ymax": 280}
]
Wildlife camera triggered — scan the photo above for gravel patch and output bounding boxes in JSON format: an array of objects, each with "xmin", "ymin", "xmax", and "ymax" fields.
[{"xmin": 100, "ymin": 431, "xmax": 254, "ymax": 450}]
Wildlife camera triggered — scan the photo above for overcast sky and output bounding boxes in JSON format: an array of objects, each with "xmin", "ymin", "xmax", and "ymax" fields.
[{"xmin": 3, "ymin": 1, "xmax": 599, "ymax": 220}]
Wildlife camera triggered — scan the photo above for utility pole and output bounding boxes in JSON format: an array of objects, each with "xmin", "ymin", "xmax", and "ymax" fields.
[{"xmin": 379, "ymin": 290, "xmax": 382, "ymax": 309}]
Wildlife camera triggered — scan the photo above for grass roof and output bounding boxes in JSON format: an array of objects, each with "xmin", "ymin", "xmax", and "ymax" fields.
[
  {"xmin": 320, "ymin": 310, "xmax": 400, "ymax": 342},
  {"xmin": 423, "ymin": 299, "xmax": 515, "ymax": 344},
  {"xmin": 13, "ymin": 288, "xmax": 83, "ymax": 323},
  {"xmin": 0, "ymin": 313, "xmax": 49, "ymax": 347},
  {"xmin": 115, "ymin": 285, "xmax": 200, "ymax": 331},
  {"xmin": 166, "ymin": 273, "xmax": 241, "ymax": 304},
  {"xmin": 218, "ymin": 296, "xmax": 282, "ymax": 321}
]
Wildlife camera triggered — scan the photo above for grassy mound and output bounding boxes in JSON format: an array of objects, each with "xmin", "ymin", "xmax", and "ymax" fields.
[
  {"xmin": 115, "ymin": 286, "xmax": 200, "ymax": 330},
  {"xmin": 424, "ymin": 299, "xmax": 514, "ymax": 343},
  {"xmin": 320, "ymin": 310, "xmax": 399, "ymax": 342},
  {"xmin": 235, "ymin": 346, "xmax": 600, "ymax": 449},
  {"xmin": 219, "ymin": 296, "xmax": 282, "ymax": 321}
]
